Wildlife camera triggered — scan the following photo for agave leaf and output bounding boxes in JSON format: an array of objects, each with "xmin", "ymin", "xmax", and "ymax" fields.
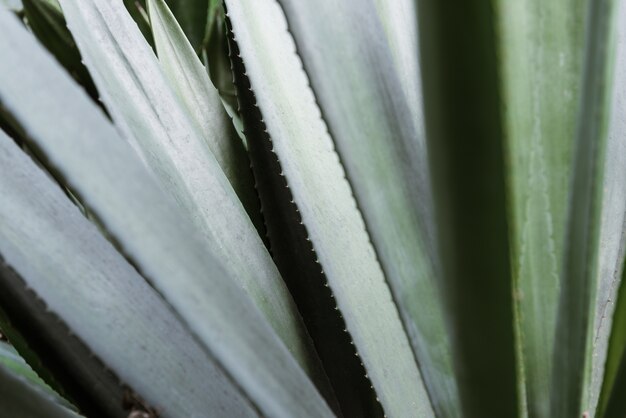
[
  {"xmin": 267, "ymin": 0, "xmax": 460, "ymax": 415},
  {"xmin": 373, "ymin": 0, "xmax": 424, "ymax": 138},
  {"xmin": 0, "ymin": 361, "xmax": 80, "ymax": 418},
  {"xmin": 0, "ymin": 304, "xmax": 70, "ymax": 400},
  {"xmin": 588, "ymin": 1, "xmax": 626, "ymax": 413},
  {"xmin": 57, "ymin": 0, "xmax": 331, "ymax": 391},
  {"xmin": 550, "ymin": 0, "xmax": 620, "ymax": 416},
  {"xmin": 494, "ymin": 0, "xmax": 586, "ymax": 416},
  {"xmin": 0, "ymin": 0, "xmax": 21, "ymax": 10},
  {"xmin": 0, "ymin": 340, "xmax": 70, "ymax": 407},
  {"xmin": 122, "ymin": 0, "xmax": 153, "ymax": 46},
  {"xmin": 224, "ymin": 0, "xmax": 434, "ymax": 416},
  {"xmin": 0, "ymin": 341, "xmax": 42, "ymax": 390},
  {"xmin": 22, "ymin": 0, "xmax": 98, "ymax": 100},
  {"xmin": 163, "ymin": 0, "xmax": 208, "ymax": 52},
  {"xmin": 0, "ymin": 129, "xmax": 257, "ymax": 416},
  {"xmin": 0, "ymin": 11, "xmax": 333, "ymax": 417},
  {"xmin": 417, "ymin": 2, "xmax": 519, "ymax": 417},
  {"xmin": 227, "ymin": 29, "xmax": 369, "ymax": 418},
  {"xmin": 146, "ymin": 0, "xmax": 261, "ymax": 232}
]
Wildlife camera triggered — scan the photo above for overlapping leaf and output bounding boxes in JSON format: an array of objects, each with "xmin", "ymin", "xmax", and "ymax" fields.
[
  {"xmin": 57, "ymin": 0, "xmax": 327, "ymax": 389},
  {"xmin": 0, "ymin": 10, "xmax": 333, "ymax": 417}
]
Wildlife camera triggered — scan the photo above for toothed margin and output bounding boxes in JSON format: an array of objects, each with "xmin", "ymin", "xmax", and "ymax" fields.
[
  {"xmin": 223, "ymin": 4, "xmax": 385, "ymax": 416},
  {"xmin": 0, "ymin": 256, "xmax": 159, "ymax": 417},
  {"xmin": 233, "ymin": 0, "xmax": 441, "ymax": 415}
]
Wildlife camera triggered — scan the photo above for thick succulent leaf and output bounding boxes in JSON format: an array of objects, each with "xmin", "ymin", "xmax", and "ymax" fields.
[
  {"xmin": 0, "ymin": 0, "xmax": 21, "ymax": 10},
  {"xmin": 57, "ymin": 0, "xmax": 328, "ymax": 389},
  {"xmin": 588, "ymin": 1, "xmax": 626, "ymax": 412},
  {"xmin": 0, "ymin": 304, "xmax": 69, "ymax": 400},
  {"xmin": 122, "ymin": 0, "xmax": 153, "ymax": 46},
  {"xmin": 146, "ymin": 0, "xmax": 261, "ymax": 232},
  {"xmin": 417, "ymin": 2, "xmax": 519, "ymax": 417},
  {"xmin": 0, "ymin": 340, "xmax": 70, "ymax": 408},
  {"xmin": 269, "ymin": 0, "xmax": 459, "ymax": 415},
  {"xmin": 0, "ymin": 341, "xmax": 42, "ymax": 390},
  {"xmin": 227, "ymin": 27, "xmax": 368, "ymax": 418},
  {"xmin": 204, "ymin": 4, "xmax": 239, "ymax": 115},
  {"xmin": 373, "ymin": 0, "xmax": 424, "ymax": 139},
  {"xmin": 0, "ymin": 129, "xmax": 257, "ymax": 417},
  {"xmin": 550, "ymin": 0, "xmax": 620, "ymax": 416},
  {"xmin": 22, "ymin": 0, "xmax": 98, "ymax": 100},
  {"xmin": 495, "ymin": 0, "xmax": 586, "ymax": 416},
  {"xmin": 164, "ymin": 0, "xmax": 208, "ymax": 51},
  {"xmin": 0, "ymin": 361, "xmax": 80, "ymax": 418},
  {"xmin": 225, "ymin": 0, "xmax": 433, "ymax": 417},
  {"xmin": 0, "ymin": 11, "xmax": 333, "ymax": 417}
]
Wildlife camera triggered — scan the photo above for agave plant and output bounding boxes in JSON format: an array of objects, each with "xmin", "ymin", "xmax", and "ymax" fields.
[{"xmin": 0, "ymin": 0, "xmax": 625, "ymax": 416}]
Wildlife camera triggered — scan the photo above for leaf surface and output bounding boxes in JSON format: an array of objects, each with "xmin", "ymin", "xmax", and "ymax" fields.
[
  {"xmin": 417, "ymin": 1, "xmax": 520, "ymax": 417},
  {"xmin": 0, "ymin": 129, "xmax": 256, "ymax": 416},
  {"xmin": 147, "ymin": 0, "xmax": 261, "ymax": 231},
  {"xmin": 57, "ymin": 0, "xmax": 327, "ymax": 388},
  {"xmin": 495, "ymin": 0, "xmax": 586, "ymax": 415},
  {"xmin": 225, "ymin": 0, "xmax": 434, "ymax": 416},
  {"xmin": 549, "ymin": 0, "xmax": 620, "ymax": 416},
  {"xmin": 269, "ymin": 0, "xmax": 460, "ymax": 415},
  {"xmin": 0, "ymin": 11, "xmax": 334, "ymax": 417}
]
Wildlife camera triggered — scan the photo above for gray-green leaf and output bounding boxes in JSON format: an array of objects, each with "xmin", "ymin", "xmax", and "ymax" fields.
[{"xmin": 0, "ymin": 10, "xmax": 333, "ymax": 417}]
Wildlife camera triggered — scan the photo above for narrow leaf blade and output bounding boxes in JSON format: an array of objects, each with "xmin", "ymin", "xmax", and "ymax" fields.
[
  {"xmin": 550, "ymin": 0, "xmax": 620, "ymax": 416},
  {"xmin": 0, "ymin": 11, "xmax": 333, "ymax": 417},
  {"xmin": 57, "ymin": 0, "xmax": 327, "ymax": 389}
]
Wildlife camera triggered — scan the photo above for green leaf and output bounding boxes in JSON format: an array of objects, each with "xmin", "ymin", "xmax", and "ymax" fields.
[
  {"xmin": 0, "ymin": 129, "xmax": 255, "ymax": 416},
  {"xmin": 57, "ymin": 0, "xmax": 330, "ymax": 392},
  {"xmin": 164, "ymin": 0, "xmax": 208, "ymax": 52},
  {"xmin": 204, "ymin": 4, "xmax": 239, "ymax": 114},
  {"xmin": 224, "ymin": 0, "xmax": 434, "ymax": 416},
  {"xmin": 495, "ymin": 0, "xmax": 586, "ymax": 416},
  {"xmin": 146, "ymin": 0, "xmax": 262, "ymax": 232},
  {"xmin": 0, "ymin": 340, "xmax": 70, "ymax": 408},
  {"xmin": 373, "ymin": 0, "xmax": 424, "ymax": 138},
  {"xmin": 270, "ymin": 0, "xmax": 459, "ymax": 415},
  {"xmin": 0, "ymin": 304, "xmax": 71, "ymax": 402},
  {"xmin": 227, "ymin": 29, "xmax": 368, "ymax": 417},
  {"xmin": 417, "ymin": 1, "xmax": 519, "ymax": 417},
  {"xmin": 589, "ymin": 1, "xmax": 626, "ymax": 413},
  {"xmin": 0, "ymin": 10, "xmax": 333, "ymax": 417},
  {"xmin": 549, "ymin": 0, "xmax": 620, "ymax": 416},
  {"xmin": 0, "ymin": 361, "xmax": 80, "ymax": 418}
]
